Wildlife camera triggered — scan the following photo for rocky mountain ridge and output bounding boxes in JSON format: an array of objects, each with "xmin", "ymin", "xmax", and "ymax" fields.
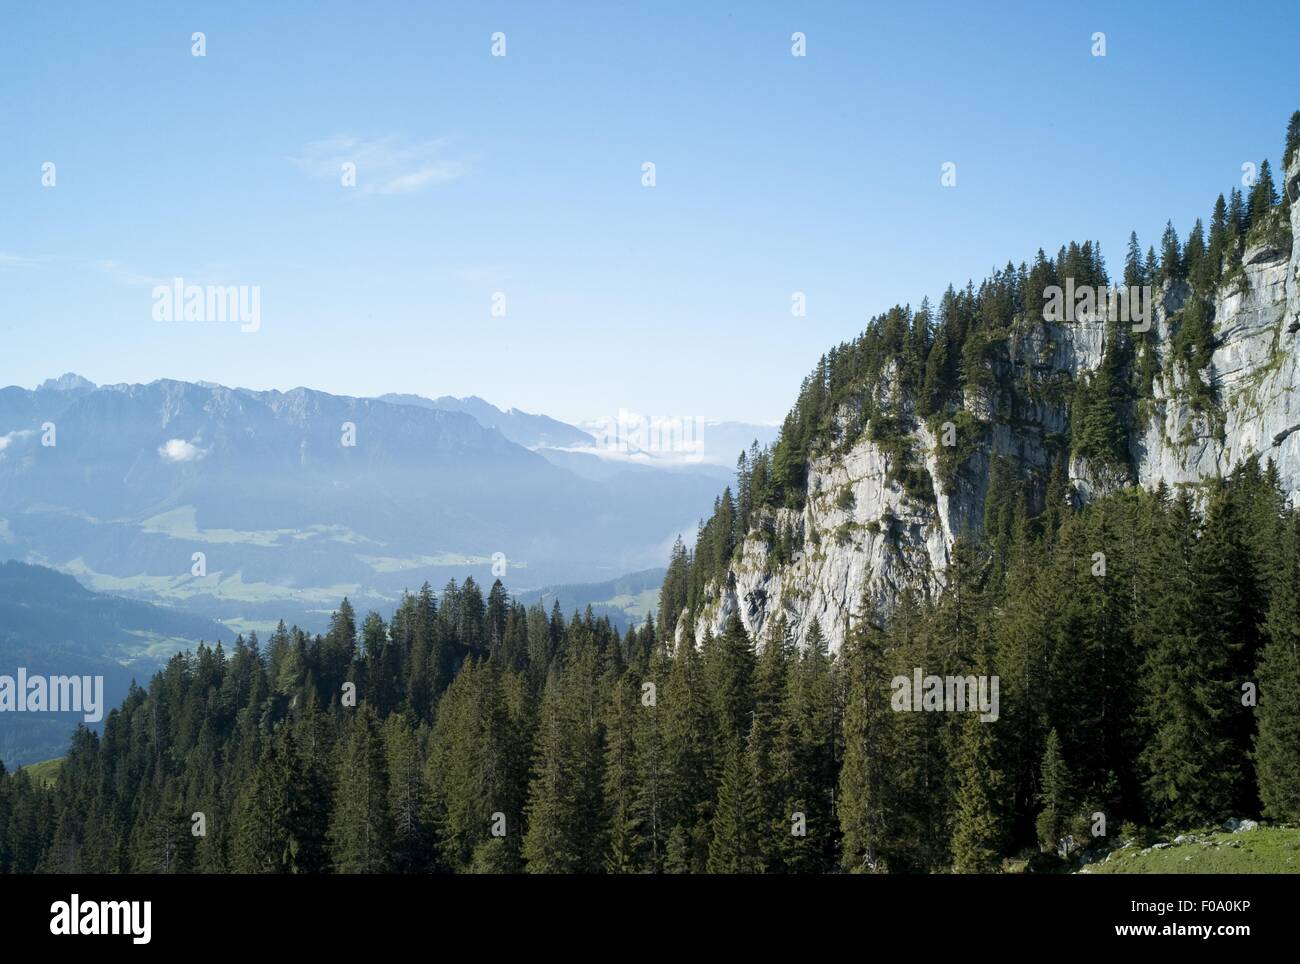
[{"xmin": 683, "ymin": 152, "xmax": 1300, "ymax": 656}]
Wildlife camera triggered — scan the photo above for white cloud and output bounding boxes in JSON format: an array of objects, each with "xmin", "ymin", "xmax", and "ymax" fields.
[
  {"xmin": 290, "ymin": 134, "xmax": 466, "ymax": 195},
  {"xmin": 0, "ymin": 429, "xmax": 34, "ymax": 453},
  {"xmin": 158, "ymin": 438, "xmax": 208, "ymax": 463}
]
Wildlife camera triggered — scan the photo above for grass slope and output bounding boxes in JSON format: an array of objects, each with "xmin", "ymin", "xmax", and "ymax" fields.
[
  {"xmin": 1083, "ymin": 826, "xmax": 1300, "ymax": 873},
  {"xmin": 19, "ymin": 757, "xmax": 63, "ymax": 787}
]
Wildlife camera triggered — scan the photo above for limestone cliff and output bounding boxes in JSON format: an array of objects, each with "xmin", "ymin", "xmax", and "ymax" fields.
[{"xmin": 682, "ymin": 153, "xmax": 1300, "ymax": 655}]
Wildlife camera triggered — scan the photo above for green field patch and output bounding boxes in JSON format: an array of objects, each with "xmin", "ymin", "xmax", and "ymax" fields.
[{"xmin": 21, "ymin": 757, "xmax": 63, "ymax": 788}]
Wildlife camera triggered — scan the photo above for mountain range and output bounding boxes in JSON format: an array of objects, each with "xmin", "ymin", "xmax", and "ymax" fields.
[{"xmin": 0, "ymin": 377, "xmax": 763, "ymax": 636}]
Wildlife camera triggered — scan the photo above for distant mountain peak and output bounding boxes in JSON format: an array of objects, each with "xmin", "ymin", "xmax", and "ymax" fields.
[
  {"xmin": 37, "ymin": 373, "xmax": 96, "ymax": 393},
  {"xmin": 378, "ymin": 392, "xmax": 594, "ymax": 450}
]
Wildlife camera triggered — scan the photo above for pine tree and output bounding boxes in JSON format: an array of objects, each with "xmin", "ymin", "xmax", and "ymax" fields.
[
  {"xmin": 425, "ymin": 659, "xmax": 526, "ymax": 871},
  {"xmin": 1282, "ymin": 110, "xmax": 1300, "ymax": 170},
  {"xmin": 385, "ymin": 712, "xmax": 430, "ymax": 873},
  {"xmin": 521, "ymin": 639, "xmax": 606, "ymax": 873},
  {"xmin": 1254, "ymin": 517, "xmax": 1300, "ymax": 821},
  {"xmin": 749, "ymin": 617, "xmax": 792, "ymax": 870},
  {"xmin": 657, "ymin": 537, "xmax": 691, "ymax": 640},
  {"xmin": 1207, "ymin": 194, "xmax": 1229, "ymax": 284},
  {"xmin": 773, "ymin": 620, "xmax": 839, "ymax": 872},
  {"xmin": 1123, "ymin": 231, "xmax": 1144, "ymax": 287},
  {"xmin": 1248, "ymin": 159, "xmax": 1279, "ymax": 226},
  {"xmin": 405, "ymin": 584, "xmax": 438, "ymax": 722},
  {"xmin": 290, "ymin": 690, "xmax": 334, "ymax": 873},
  {"xmin": 1184, "ymin": 219, "xmax": 1207, "ymax": 289},
  {"xmin": 951, "ymin": 713, "xmax": 1005, "ymax": 873},
  {"xmin": 661, "ymin": 631, "xmax": 713, "ymax": 872},
  {"xmin": 1137, "ymin": 492, "xmax": 1240, "ymax": 827},
  {"xmin": 1035, "ymin": 729, "xmax": 1074, "ymax": 854},
  {"xmin": 321, "ymin": 598, "xmax": 358, "ymax": 694},
  {"xmin": 1283, "ymin": 115, "xmax": 1299, "ymax": 212},
  {"xmin": 706, "ymin": 737, "xmax": 763, "ymax": 873},
  {"xmin": 703, "ymin": 613, "xmax": 756, "ymax": 743},
  {"xmin": 1158, "ymin": 221, "xmax": 1182, "ymax": 283},
  {"xmin": 231, "ymin": 724, "xmax": 302, "ymax": 873},
  {"xmin": 1228, "ymin": 188, "xmax": 1248, "ymax": 245},
  {"xmin": 838, "ymin": 621, "xmax": 897, "ymax": 872},
  {"xmin": 486, "ymin": 579, "xmax": 510, "ymax": 656},
  {"xmin": 602, "ymin": 670, "xmax": 644, "ymax": 872},
  {"xmin": 329, "ymin": 704, "xmax": 392, "ymax": 873},
  {"xmin": 631, "ymin": 644, "xmax": 671, "ymax": 871}
]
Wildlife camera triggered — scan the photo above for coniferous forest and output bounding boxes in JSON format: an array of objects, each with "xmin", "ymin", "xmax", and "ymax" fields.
[
  {"xmin": 3, "ymin": 112, "xmax": 1299, "ymax": 877},
  {"xmin": 2, "ymin": 458, "xmax": 1299, "ymax": 874}
]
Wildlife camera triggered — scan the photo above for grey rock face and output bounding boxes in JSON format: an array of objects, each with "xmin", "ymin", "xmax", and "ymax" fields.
[{"xmin": 682, "ymin": 154, "xmax": 1300, "ymax": 655}]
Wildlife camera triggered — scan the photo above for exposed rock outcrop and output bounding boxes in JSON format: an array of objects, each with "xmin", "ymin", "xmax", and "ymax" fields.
[{"xmin": 682, "ymin": 153, "xmax": 1300, "ymax": 655}]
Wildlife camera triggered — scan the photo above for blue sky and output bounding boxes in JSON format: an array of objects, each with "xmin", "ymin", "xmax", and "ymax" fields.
[{"xmin": 2, "ymin": 1, "xmax": 1297, "ymax": 425}]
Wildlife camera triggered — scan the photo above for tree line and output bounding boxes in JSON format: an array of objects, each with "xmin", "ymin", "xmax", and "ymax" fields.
[{"xmin": 2, "ymin": 457, "xmax": 1298, "ymax": 873}]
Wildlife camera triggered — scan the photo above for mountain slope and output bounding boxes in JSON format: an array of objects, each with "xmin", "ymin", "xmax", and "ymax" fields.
[
  {"xmin": 678, "ymin": 144, "xmax": 1300, "ymax": 655},
  {"xmin": 514, "ymin": 566, "xmax": 665, "ymax": 631},
  {"xmin": 0, "ymin": 561, "xmax": 229, "ymax": 767},
  {"xmin": 377, "ymin": 392, "xmax": 594, "ymax": 449}
]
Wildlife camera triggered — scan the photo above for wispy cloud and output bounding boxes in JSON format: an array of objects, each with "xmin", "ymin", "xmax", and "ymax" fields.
[
  {"xmin": 290, "ymin": 134, "xmax": 466, "ymax": 195},
  {"xmin": 97, "ymin": 260, "xmax": 241, "ymax": 289},
  {"xmin": 0, "ymin": 253, "xmax": 51, "ymax": 269},
  {"xmin": 98, "ymin": 260, "xmax": 170, "ymax": 288}
]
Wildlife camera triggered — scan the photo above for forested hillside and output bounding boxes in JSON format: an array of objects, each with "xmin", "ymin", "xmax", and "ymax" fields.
[
  {"xmin": 2, "ymin": 460, "xmax": 1298, "ymax": 873},
  {"xmin": 664, "ymin": 110, "xmax": 1300, "ymax": 654}
]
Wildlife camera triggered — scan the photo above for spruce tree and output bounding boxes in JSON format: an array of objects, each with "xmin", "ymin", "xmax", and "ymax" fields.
[
  {"xmin": 631, "ymin": 643, "xmax": 671, "ymax": 870},
  {"xmin": 1207, "ymin": 194, "xmax": 1229, "ymax": 284},
  {"xmin": 661, "ymin": 631, "xmax": 713, "ymax": 870},
  {"xmin": 774, "ymin": 620, "xmax": 839, "ymax": 872},
  {"xmin": 1123, "ymin": 231, "xmax": 1144, "ymax": 287},
  {"xmin": 951, "ymin": 713, "xmax": 1005, "ymax": 873},
  {"xmin": 1284, "ymin": 110, "xmax": 1300, "ymax": 171},
  {"xmin": 521, "ymin": 639, "xmax": 606, "ymax": 873},
  {"xmin": 602, "ymin": 670, "xmax": 644, "ymax": 872},
  {"xmin": 385, "ymin": 712, "xmax": 430, "ymax": 873},
  {"xmin": 232, "ymin": 725, "xmax": 303, "ymax": 873},
  {"xmin": 329, "ymin": 704, "xmax": 392, "ymax": 873},
  {"xmin": 1158, "ymin": 221, "xmax": 1182, "ymax": 283},
  {"xmin": 1248, "ymin": 159, "xmax": 1278, "ymax": 226},
  {"xmin": 706, "ymin": 737, "xmax": 763, "ymax": 873},
  {"xmin": 1254, "ymin": 517, "xmax": 1300, "ymax": 821},
  {"xmin": 749, "ymin": 616, "xmax": 792, "ymax": 870},
  {"xmin": 1035, "ymin": 729, "xmax": 1074, "ymax": 854},
  {"xmin": 1137, "ymin": 492, "xmax": 1240, "ymax": 827},
  {"xmin": 838, "ymin": 621, "xmax": 896, "ymax": 872}
]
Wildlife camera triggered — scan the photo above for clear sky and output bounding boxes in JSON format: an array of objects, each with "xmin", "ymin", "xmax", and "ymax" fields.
[{"xmin": 2, "ymin": 1, "xmax": 1297, "ymax": 425}]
